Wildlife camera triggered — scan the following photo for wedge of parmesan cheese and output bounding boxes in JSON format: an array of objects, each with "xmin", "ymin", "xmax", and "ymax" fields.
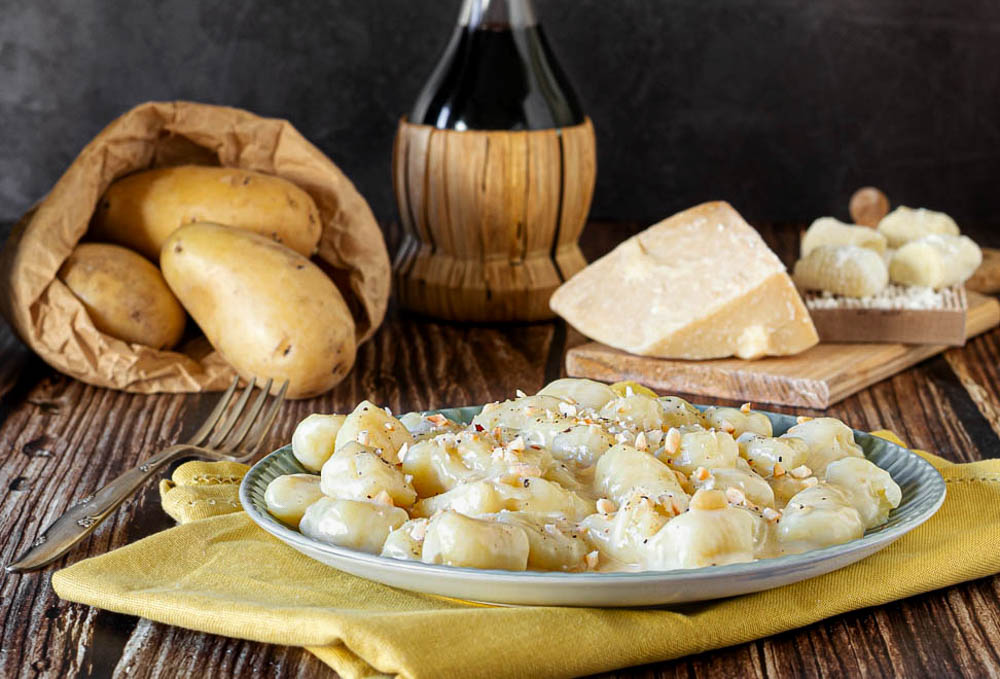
[{"xmin": 550, "ymin": 202, "xmax": 818, "ymax": 360}]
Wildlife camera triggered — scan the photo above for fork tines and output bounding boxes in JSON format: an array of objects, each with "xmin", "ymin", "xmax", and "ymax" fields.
[{"xmin": 186, "ymin": 377, "xmax": 289, "ymax": 456}]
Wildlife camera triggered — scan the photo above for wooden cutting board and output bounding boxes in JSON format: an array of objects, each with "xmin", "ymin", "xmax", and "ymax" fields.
[{"xmin": 565, "ymin": 291, "xmax": 1000, "ymax": 409}]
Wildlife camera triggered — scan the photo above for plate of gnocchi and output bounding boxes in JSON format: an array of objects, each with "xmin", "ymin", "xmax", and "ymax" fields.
[{"xmin": 240, "ymin": 379, "xmax": 945, "ymax": 607}]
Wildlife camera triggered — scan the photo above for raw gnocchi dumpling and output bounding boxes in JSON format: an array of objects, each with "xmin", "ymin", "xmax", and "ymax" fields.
[
  {"xmin": 645, "ymin": 490, "xmax": 755, "ymax": 570},
  {"xmin": 537, "ymin": 378, "xmax": 616, "ymax": 409},
  {"xmin": 299, "ymin": 497, "xmax": 408, "ymax": 554},
  {"xmin": 671, "ymin": 429, "xmax": 740, "ymax": 474},
  {"xmin": 702, "ymin": 406, "xmax": 772, "ymax": 438},
  {"xmin": 320, "ymin": 441, "xmax": 417, "ymax": 507},
  {"xmin": 381, "ymin": 518, "xmax": 428, "ymax": 561},
  {"xmin": 889, "ymin": 234, "xmax": 982, "ymax": 289},
  {"xmin": 777, "ymin": 484, "xmax": 864, "ymax": 554},
  {"xmin": 783, "ymin": 418, "xmax": 863, "ymax": 476},
  {"xmin": 291, "ymin": 414, "xmax": 345, "ymax": 472},
  {"xmin": 264, "ymin": 473, "xmax": 324, "ymax": 527},
  {"xmin": 877, "ymin": 206, "xmax": 960, "ymax": 248},
  {"xmin": 793, "ymin": 245, "xmax": 888, "ymax": 297},
  {"xmin": 824, "ymin": 457, "xmax": 901, "ymax": 528},
  {"xmin": 800, "ymin": 217, "xmax": 888, "ymax": 257},
  {"xmin": 494, "ymin": 511, "xmax": 589, "ymax": 571},
  {"xmin": 335, "ymin": 400, "xmax": 414, "ymax": 464},
  {"xmin": 594, "ymin": 443, "xmax": 689, "ymax": 511},
  {"xmin": 422, "ymin": 510, "xmax": 530, "ymax": 571}
]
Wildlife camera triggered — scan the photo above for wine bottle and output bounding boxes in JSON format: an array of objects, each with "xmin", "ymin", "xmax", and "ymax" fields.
[{"xmin": 410, "ymin": 0, "xmax": 583, "ymax": 131}]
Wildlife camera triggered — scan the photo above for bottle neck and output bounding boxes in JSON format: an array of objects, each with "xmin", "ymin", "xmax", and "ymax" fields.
[{"xmin": 458, "ymin": 0, "xmax": 537, "ymax": 29}]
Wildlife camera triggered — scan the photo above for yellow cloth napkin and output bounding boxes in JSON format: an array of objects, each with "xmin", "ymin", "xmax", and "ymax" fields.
[{"xmin": 52, "ymin": 433, "xmax": 1000, "ymax": 679}]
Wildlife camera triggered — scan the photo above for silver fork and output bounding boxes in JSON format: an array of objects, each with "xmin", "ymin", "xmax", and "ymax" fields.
[{"xmin": 6, "ymin": 376, "xmax": 287, "ymax": 573}]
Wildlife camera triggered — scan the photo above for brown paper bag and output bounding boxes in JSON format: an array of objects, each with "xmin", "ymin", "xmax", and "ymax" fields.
[{"xmin": 0, "ymin": 101, "xmax": 390, "ymax": 394}]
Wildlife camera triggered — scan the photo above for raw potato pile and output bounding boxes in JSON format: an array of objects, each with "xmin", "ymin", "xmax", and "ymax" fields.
[
  {"xmin": 67, "ymin": 165, "xmax": 357, "ymax": 398},
  {"xmin": 263, "ymin": 379, "xmax": 903, "ymax": 573},
  {"xmin": 793, "ymin": 207, "xmax": 983, "ymax": 297}
]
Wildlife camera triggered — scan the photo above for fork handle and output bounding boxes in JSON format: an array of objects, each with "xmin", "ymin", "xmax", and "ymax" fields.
[{"xmin": 6, "ymin": 445, "xmax": 192, "ymax": 573}]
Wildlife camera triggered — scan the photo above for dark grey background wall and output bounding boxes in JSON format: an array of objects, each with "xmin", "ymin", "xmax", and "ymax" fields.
[{"xmin": 2, "ymin": 0, "xmax": 999, "ymax": 228}]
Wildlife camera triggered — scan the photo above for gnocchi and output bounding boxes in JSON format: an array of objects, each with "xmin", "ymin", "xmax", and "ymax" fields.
[
  {"xmin": 269, "ymin": 379, "xmax": 902, "ymax": 572},
  {"xmin": 793, "ymin": 245, "xmax": 889, "ymax": 298},
  {"xmin": 877, "ymin": 206, "xmax": 960, "ymax": 248},
  {"xmin": 800, "ymin": 217, "xmax": 888, "ymax": 257},
  {"xmin": 889, "ymin": 234, "xmax": 982, "ymax": 289}
]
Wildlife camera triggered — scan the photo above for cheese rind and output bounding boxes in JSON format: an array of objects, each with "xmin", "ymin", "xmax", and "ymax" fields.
[{"xmin": 550, "ymin": 202, "xmax": 818, "ymax": 360}]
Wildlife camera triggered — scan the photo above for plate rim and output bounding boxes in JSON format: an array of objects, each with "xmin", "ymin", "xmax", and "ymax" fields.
[{"xmin": 239, "ymin": 404, "xmax": 946, "ymax": 585}]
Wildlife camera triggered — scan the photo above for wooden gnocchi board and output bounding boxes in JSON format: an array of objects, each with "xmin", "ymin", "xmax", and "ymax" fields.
[{"xmin": 565, "ymin": 291, "xmax": 1000, "ymax": 410}]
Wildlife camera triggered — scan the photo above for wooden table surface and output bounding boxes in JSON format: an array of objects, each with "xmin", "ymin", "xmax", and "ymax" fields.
[{"xmin": 2, "ymin": 220, "xmax": 999, "ymax": 678}]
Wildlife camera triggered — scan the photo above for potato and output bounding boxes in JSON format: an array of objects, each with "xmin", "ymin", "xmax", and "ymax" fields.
[
  {"xmin": 92, "ymin": 165, "xmax": 322, "ymax": 260},
  {"xmin": 159, "ymin": 222, "xmax": 355, "ymax": 398},
  {"xmin": 58, "ymin": 243, "xmax": 185, "ymax": 349}
]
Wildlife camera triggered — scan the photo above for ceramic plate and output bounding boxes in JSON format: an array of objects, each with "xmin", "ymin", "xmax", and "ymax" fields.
[{"xmin": 240, "ymin": 405, "xmax": 946, "ymax": 607}]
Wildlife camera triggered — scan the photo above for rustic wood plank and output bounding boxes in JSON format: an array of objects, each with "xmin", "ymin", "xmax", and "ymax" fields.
[{"xmin": 566, "ymin": 295, "xmax": 999, "ymax": 409}]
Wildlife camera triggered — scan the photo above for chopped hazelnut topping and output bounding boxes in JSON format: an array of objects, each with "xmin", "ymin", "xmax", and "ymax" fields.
[
  {"xmin": 558, "ymin": 402, "xmax": 578, "ymax": 418},
  {"xmin": 356, "ymin": 430, "xmax": 371, "ymax": 446},
  {"xmin": 690, "ymin": 489, "xmax": 727, "ymax": 511},
  {"xmin": 425, "ymin": 414, "xmax": 449, "ymax": 427},
  {"xmin": 585, "ymin": 550, "xmax": 600, "ymax": 570},
  {"xmin": 725, "ymin": 487, "xmax": 746, "ymax": 505},
  {"xmin": 796, "ymin": 416, "xmax": 813, "ymax": 424},
  {"xmin": 789, "ymin": 465, "xmax": 812, "ymax": 479},
  {"xmin": 383, "ymin": 406, "xmax": 393, "ymax": 416},
  {"xmin": 762, "ymin": 507, "xmax": 781, "ymax": 522},
  {"xmin": 668, "ymin": 496, "xmax": 686, "ymax": 515},
  {"xmin": 509, "ymin": 463, "xmax": 542, "ymax": 478},
  {"xmin": 372, "ymin": 490, "xmax": 394, "ymax": 506},
  {"xmin": 596, "ymin": 498, "xmax": 617, "ymax": 515},
  {"xmin": 507, "ymin": 436, "xmax": 526, "ymax": 452},
  {"xmin": 403, "ymin": 473, "xmax": 414, "ymax": 485},
  {"xmin": 515, "ymin": 389, "xmax": 527, "ymax": 398},
  {"xmin": 694, "ymin": 466, "xmax": 711, "ymax": 482},
  {"xmin": 740, "ymin": 402, "xmax": 752, "ymax": 415},
  {"xmin": 543, "ymin": 523, "xmax": 561, "ymax": 537},
  {"xmin": 384, "ymin": 422, "xmax": 394, "ymax": 430},
  {"xmin": 773, "ymin": 462, "xmax": 786, "ymax": 477},
  {"xmin": 720, "ymin": 419, "xmax": 736, "ymax": 434},
  {"xmin": 409, "ymin": 519, "xmax": 428, "ymax": 541},
  {"xmin": 634, "ymin": 431, "xmax": 649, "ymax": 451},
  {"xmin": 664, "ymin": 427, "xmax": 681, "ymax": 455},
  {"xmin": 396, "ymin": 441, "xmax": 409, "ymax": 462}
]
